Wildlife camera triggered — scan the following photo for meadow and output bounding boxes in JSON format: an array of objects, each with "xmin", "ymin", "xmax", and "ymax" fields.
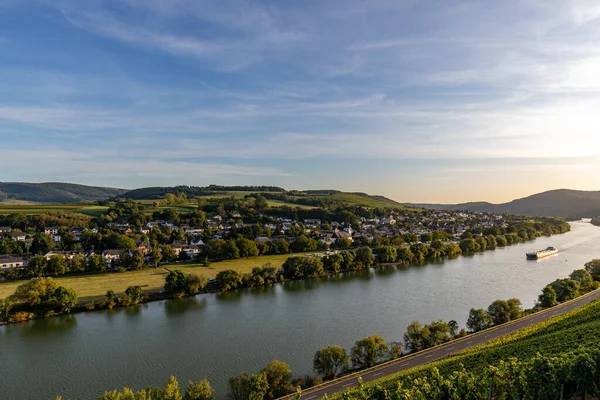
[{"xmin": 0, "ymin": 253, "xmax": 307, "ymax": 303}]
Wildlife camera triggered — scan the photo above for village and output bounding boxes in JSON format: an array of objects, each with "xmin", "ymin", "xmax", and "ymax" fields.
[{"xmin": 0, "ymin": 208, "xmax": 508, "ymax": 272}]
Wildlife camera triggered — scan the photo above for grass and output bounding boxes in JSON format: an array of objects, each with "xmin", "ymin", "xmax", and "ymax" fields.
[
  {"xmin": 0, "ymin": 204, "xmax": 109, "ymax": 216},
  {"xmin": 0, "ymin": 253, "xmax": 308, "ymax": 303}
]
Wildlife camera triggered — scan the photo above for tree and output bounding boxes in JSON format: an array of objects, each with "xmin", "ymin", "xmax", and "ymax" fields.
[
  {"xmin": 61, "ymin": 232, "xmax": 78, "ymax": 251},
  {"xmin": 216, "ymin": 269, "xmax": 243, "ymax": 291},
  {"xmin": 165, "ymin": 270, "xmax": 187, "ymax": 296},
  {"xmin": 572, "ymin": 352, "xmax": 598, "ymax": 399},
  {"xmin": 150, "ymin": 247, "xmax": 163, "ymax": 266},
  {"xmin": 161, "ymin": 376, "xmax": 182, "ymax": 400},
  {"xmin": 184, "ymin": 378, "xmax": 214, "ymax": 400},
  {"xmin": 227, "ymin": 373, "xmax": 250, "ymax": 400},
  {"xmin": 549, "ymin": 278, "xmax": 580, "ymax": 302},
  {"xmin": 125, "ymin": 285, "xmax": 143, "ymax": 303},
  {"xmin": 122, "ymin": 250, "xmax": 145, "ymax": 270},
  {"xmin": 47, "ymin": 255, "xmax": 67, "ymax": 276},
  {"xmin": 87, "ymin": 254, "xmax": 107, "ymax": 272},
  {"xmin": 538, "ymin": 285, "xmax": 557, "ymax": 308},
  {"xmin": 30, "ymin": 232, "xmax": 54, "ymax": 254},
  {"xmin": 487, "ymin": 300, "xmax": 511, "ymax": 325},
  {"xmin": 249, "ymin": 372, "xmax": 269, "ymax": 400},
  {"xmin": 0, "ymin": 297, "xmax": 13, "ymax": 322},
  {"xmin": 261, "ymin": 360, "xmax": 293, "ymax": 399},
  {"xmin": 161, "ymin": 245, "xmax": 177, "ymax": 263},
  {"xmin": 466, "ymin": 308, "xmax": 491, "ymax": 332},
  {"xmin": 223, "ymin": 241, "xmax": 240, "ymax": 260},
  {"xmin": 570, "ymin": 269, "xmax": 596, "ymax": 292},
  {"xmin": 459, "ymin": 238, "xmax": 480, "ymax": 253},
  {"xmin": 236, "ymin": 238, "xmax": 259, "ymax": 258},
  {"xmin": 584, "ymin": 259, "xmax": 600, "ymax": 281},
  {"xmin": 354, "ymin": 247, "xmax": 375, "ymax": 268},
  {"xmin": 70, "ymin": 254, "xmax": 86, "ymax": 274},
  {"xmin": 185, "ymin": 273, "xmax": 207, "ymax": 295},
  {"xmin": 350, "ymin": 335, "xmax": 389, "ymax": 369},
  {"xmin": 12, "ymin": 277, "xmax": 59, "ymax": 306},
  {"xmin": 52, "ymin": 286, "xmax": 78, "ymax": 312},
  {"xmin": 313, "ymin": 345, "xmax": 350, "ymax": 379},
  {"xmin": 26, "ymin": 255, "xmax": 48, "ymax": 277},
  {"xmin": 506, "ymin": 298, "xmax": 522, "ymax": 320},
  {"xmin": 404, "ymin": 321, "xmax": 425, "ymax": 353},
  {"xmin": 254, "ymin": 195, "xmax": 269, "ymax": 211}
]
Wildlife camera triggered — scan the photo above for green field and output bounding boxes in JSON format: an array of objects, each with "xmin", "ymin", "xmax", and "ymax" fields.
[
  {"xmin": 0, "ymin": 253, "xmax": 306, "ymax": 303},
  {"xmin": 0, "ymin": 204, "xmax": 109, "ymax": 216}
]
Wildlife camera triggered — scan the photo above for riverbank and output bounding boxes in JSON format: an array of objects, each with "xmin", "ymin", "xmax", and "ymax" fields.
[{"xmin": 0, "ymin": 222, "xmax": 577, "ymax": 326}]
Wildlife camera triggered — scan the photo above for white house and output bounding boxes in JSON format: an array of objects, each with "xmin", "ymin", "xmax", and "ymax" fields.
[{"xmin": 0, "ymin": 257, "xmax": 26, "ymax": 270}]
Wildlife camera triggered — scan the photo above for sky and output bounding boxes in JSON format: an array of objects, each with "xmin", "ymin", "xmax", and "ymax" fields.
[{"xmin": 1, "ymin": 0, "xmax": 600, "ymax": 203}]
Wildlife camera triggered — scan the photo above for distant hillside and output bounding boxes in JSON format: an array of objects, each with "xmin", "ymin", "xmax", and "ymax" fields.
[
  {"xmin": 408, "ymin": 189, "xmax": 600, "ymax": 219},
  {"xmin": 0, "ymin": 182, "xmax": 127, "ymax": 203},
  {"xmin": 118, "ymin": 185, "xmax": 404, "ymax": 209}
]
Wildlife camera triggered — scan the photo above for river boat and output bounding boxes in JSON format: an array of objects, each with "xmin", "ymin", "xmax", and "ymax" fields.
[{"xmin": 526, "ymin": 246, "xmax": 559, "ymax": 260}]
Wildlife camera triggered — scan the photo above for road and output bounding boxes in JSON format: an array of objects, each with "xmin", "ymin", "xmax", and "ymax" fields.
[{"xmin": 279, "ymin": 289, "xmax": 600, "ymax": 400}]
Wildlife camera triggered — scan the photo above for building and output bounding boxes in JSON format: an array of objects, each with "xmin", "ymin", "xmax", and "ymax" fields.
[
  {"xmin": 0, "ymin": 227, "xmax": 12, "ymax": 233},
  {"xmin": 0, "ymin": 256, "xmax": 26, "ymax": 270},
  {"xmin": 9, "ymin": 232, "xmax": 26, "ymax": 241}
]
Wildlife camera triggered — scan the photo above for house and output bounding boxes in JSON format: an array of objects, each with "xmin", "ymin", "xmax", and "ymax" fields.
[
  {"xmin": 44, "ymin": 227, "xmax": 58, "ymax": 235},
  {"xmin": 44, "ymin": 250, "xmax": 87, "ymax": 260},
  {"xmin": 0, "ymin": 256, "xmax": 26, "ymax": 270},
  {"xmin": 136, "ymin": 241, "xmax": 151, "ymax": 255},
  {"xmin": 102, "ymin": 250, "xmax": 124, "ymax": 263},
  {"xmin": 51, "ymin": 234, "xmax": 62, "ymax": 242},
  {"xmin": 254, "ymin": 236, "xmax": 272, "ymax": 244},
  {"xmin": 0, "ymin": 226, "xmax": 11, "ymax": 233},
  {"xmin": 139, "ymin": 227, "xmax": 150, "ymax": 235},
  {"xmin": 171, "ymin": 240, "xmax": 188, "ymax": 256},
  {"xmin": 304, "ymin": 219, "xmax": 321, "ymax": 225},
  {"xmin": 9, "ymin": 232, "xmax": 26, "ymax": 241},
  {"xmin": 190, "ymin": 238, "xmax": 204, "ymax": 246},
  {"xmin": 333, "ymin": 229, "xmax": 353, "ymax": 242}
]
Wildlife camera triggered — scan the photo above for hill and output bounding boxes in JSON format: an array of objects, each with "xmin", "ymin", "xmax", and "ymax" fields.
[
  {"xmin": 0, "ymin": 182, "xmax": 127, "ymax": 203},
  {"xmin": 118, "ymin": 186, "xmax": 405, "ymax": 209},
  {"xmin": 407, "ymin": 189, "xmax": 600, "ymax": 219}
]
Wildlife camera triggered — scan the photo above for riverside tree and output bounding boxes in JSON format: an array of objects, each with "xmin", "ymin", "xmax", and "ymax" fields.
[
  {"xmin": 351, "ymin": 335, "xmax": 389, "ymax": 369},
  {"xmin": 313, "ymin": 345, "xmax": 350, "ymax": 379}
]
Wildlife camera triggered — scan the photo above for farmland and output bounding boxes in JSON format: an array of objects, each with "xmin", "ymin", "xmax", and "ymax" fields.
[
  {"xmin": 0, "ymin": 252, "xmax": 307, "ymax": 303},
  {"xmin": 0, "ymin": 204, "xmax": 109, "ymax": 216}
]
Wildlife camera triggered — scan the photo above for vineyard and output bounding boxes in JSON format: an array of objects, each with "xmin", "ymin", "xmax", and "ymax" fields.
[{"xmin": 333, "ymin": 299, "xmax": 600, "ymax": 399}]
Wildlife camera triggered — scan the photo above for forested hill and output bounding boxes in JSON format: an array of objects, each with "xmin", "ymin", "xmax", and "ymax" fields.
[
  {"xmin": 0, "ymin": 182, "xmax": 127, "ymax": 203},
  {"xmin": 408, "ymin": 189, "xmax": 600, "ymax": 219},
  {"xmin": 117, "ymin": 186, "xmax": 404, "ymax": 209}
]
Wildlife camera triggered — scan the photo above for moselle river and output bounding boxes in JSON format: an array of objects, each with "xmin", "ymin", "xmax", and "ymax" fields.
[{"xmin": 1, "ymin": 221, "xmax": 600, "ymax": 399}]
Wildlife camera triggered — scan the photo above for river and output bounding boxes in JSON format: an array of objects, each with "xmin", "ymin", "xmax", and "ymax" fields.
[{"xmin": 1, "ymin": 221, "xmax": 599, "ymax": 399}]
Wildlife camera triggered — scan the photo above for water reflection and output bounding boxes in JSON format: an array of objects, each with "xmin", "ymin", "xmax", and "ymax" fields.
[
  {"xmin": 164, "ymin": 297, "xmax": 207, "ymax": 315},
  {"xmin": 1, "ymin": 314, "xmax": 77, "ymax": 337}
]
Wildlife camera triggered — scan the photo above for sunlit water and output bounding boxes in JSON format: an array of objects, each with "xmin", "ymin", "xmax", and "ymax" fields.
[{"xmin": 1, "ymin": 221, "xmax": 599, "ymax": 399}]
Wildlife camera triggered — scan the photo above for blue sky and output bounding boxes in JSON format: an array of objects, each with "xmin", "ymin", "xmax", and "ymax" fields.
[{"xmin": 1, "ymin": 0, "xmax": 600, "ymax": 203}]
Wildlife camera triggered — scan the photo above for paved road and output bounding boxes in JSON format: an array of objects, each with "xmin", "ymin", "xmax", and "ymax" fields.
[{"xmin": 279, "ymin": 289, "xmax": 600, "ymax": 400}]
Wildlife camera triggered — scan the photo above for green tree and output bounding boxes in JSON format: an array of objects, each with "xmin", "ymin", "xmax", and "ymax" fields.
[
  {"xmin": 351, "ymin": 335, "xmax": 389, "ymax": 369},
  {"xmin": 165, "ymin": 270, "xmax": 187, "ymax": 296},
  {"xmin": 354, "ymin": 247, "xmax": 375, "ymax": 268},
  {"xmin": 487, "ymin": 300, "xmax": 511, "ymax": 325},
  {"xmin": 235, "ymin": 238, "xmax": 259, "ymax": 258},
  {"xmin": 227, "ymin": 373, "xmax": 250, "ymax": 400},
  {"xmin": 87, "ymin": 254, "xmax": 107, "ymax": 272},
  {"xmin": 223, "ymin": 241, "xmax": 240, "ymax": 259},
  {"xmin": 125, "ymin": 285, "xmax": 143, "ymax": 303},
  {"xmin": 12, "ymin": 277, "xmax": 59, "ymax": 306},
  {"xmin": 253, "ymin": 195, "xmax": 269, "ymax": 211},
  {"xmin": 506, "ymin": 298, "xmax": 523, "ymax": 320},
  {"xmin": 161, "ymin": 376, "xmax": 183, "ymax": 400},
  {"xmin": 249, "ymin": 372, "xmax": 269, "ymax": 400},
  {"xmin": 52, "ymin": 286, "xmax": 78, "ymax": 312},
  {"xmin": 261, "ymin": 360, "xmax": 293, "ymax": 399},
  {"xmin": 570, "ymin": 269, "xmax": 596, "ymax": 292},
  {"xmin": 161, "ymin": 245, "xmax": 177, "ymax": 263},
  {"xmin": 584, "ymin": 259, "xmax": 600, "ymax": 281},
  {"xmin": 185, "ymin": 273, "xmax": 207, "ymax": 294},
  {"xmin": 150, "ymin": 247, "xmax": 163, "ymax": 267},
  {"xmin": 70, "ymin": 254, "xmax": 86, "ymax": 274},
  {"xmin": 47, "ymin": 255, "xmax": 67, "ymax": 276},
  {"xmin": 313, "ymin": 345, "xmax": 350, "ymax": 379},
  {"xmin": 184, "ymin": 378, "xmax": 214, "ymax": 400},
  {"xmin": 466, "ymin": 308, "xmax": 491, "ymax": 332},
  {"xmin": 549, "ymin": 278, "xmax": 580, "ymax": 302},
  {"xmin": 26, "ymin": 255, "xmax": 48, "ymax": 277},
  {"xmin": 572, "ymin": 352, "xmax": 598, "ymax": 399},
  {"xmin": 404, "ymin": 321, "xmax": 425, "ymax": 353},
  {"xmin": 216, "ymin": 269, "xmax": 243, "ymax": 291},
  {"xmin": 30, "ymin": 232, "xmax": 54, "ymax": 254},
  {"xmin": 0, "ymin": 297, "xmax": 13, "ymax": 322},
  {"xmin": 122, "ymin": 250, "xmax": 145, "ymax": 270},
  {"xmin": 538, "ymin": 285, "xmax": 558, "ymax": 308}
]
